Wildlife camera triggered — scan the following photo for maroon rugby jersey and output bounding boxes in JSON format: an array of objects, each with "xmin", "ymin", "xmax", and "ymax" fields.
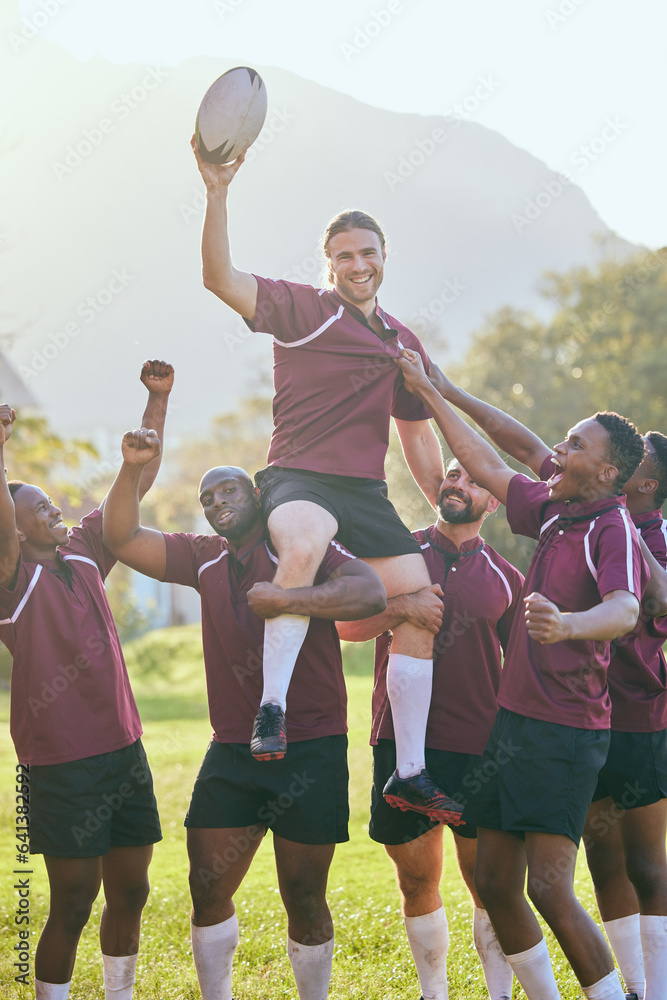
[
  {"xmin": 163, "ymin": 525, "xmax": 355, "ymax": 743},
  {"xmin": 371, "ymin": 524, "xmax": 524, "ymax": 755},
  {"xmin": 245, "ymin": 278, "xmax": 432, "ymax": 479},
  {"xmin": 607, "ymin": 509, "xmax": 667, "ymax": 732},
  {"xmin": 0, "ymin": 509, "xmax": 142, "ymax": 766},
  {"xmin": 500, "ymin": 475, "xmax": 648, "ymax": 729}
]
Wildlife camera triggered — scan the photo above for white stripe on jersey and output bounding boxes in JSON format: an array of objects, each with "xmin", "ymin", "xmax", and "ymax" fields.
[
  {"xmin": 0, "ymin": 564, "xmax": 42, "ymax": 625},
  {"xmin": 329, "ymin": 539, "xmax": 356, "ymax": 560},
  {"xmin": 584, "ymin": 519, "xmax": 598, "ymax": 581},
  {"xmin": 273, "ymin": 305, "xmax": 344, "ymax": 349},
  {"xmin": 197, "ymin": 550, "xmax": 229, "ymax": 578},
  {"xmin": 619, "ymin": 507, "xmax": 636, "ymax": 593},
  {"xmin": 480, "ymin": 548, "xmax": 513, "ymax": 606},
  {"xmin": 62, "ymin": 554, "xmax": 99, "ymax": 571},
  {"xmin": 540, "ymin": 513, "xmax": 559, "ymax": 536}
]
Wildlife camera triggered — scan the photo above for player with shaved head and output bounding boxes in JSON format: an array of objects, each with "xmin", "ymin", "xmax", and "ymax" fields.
[
  {"xmin": 339, "ymin": 458, "xmax": 524, "ymax": 1000},
  {"xmin": 102, "ymin": 429, "xmax": 386, "ymax": 1000},
  {"xmin": 396, "ymin": 350, "xmax": 648, "ymax": 1000},
  {"xmin": 0, "ymin": 361, "xmax": 173, "ymax": 1000},
  {"xmin": 190, "ymin": 138, "xmax": 463, "ymax": 826}
]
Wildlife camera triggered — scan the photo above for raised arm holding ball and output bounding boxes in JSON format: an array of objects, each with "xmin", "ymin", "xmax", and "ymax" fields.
[{"xmin": 191, "ymin": 134, "xmax": 465, "ymax": 827}]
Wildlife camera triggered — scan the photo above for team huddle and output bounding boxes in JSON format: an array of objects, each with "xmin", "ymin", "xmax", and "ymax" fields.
[{"xmin": 3, "ymin": 137, "xmax": 667, "ymax": 1000}]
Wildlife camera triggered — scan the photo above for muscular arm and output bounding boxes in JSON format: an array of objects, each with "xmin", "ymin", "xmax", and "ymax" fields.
[
  {"xmin": 0, "ymin": 407, "xmax": 19, "ymax": 586},
  {"xmin": 336, "ymin": 584, "xmax": 444, "ymax": 642},
  {"xmin": 192, "ymin": 137, "xmax": 258, "ymax": 320},
  {"xmin": 396, "ymin": 352, "xmax": 515, "ymax": 504},
  {"xmin": 428, "ymin": 360, "xmax": 551, "ymax": 476},
  {"xmin": 524, "ymin": 589, "xmax": 640, "ymax": 644},
  {"xmin": 102, "ymin": 432, "xmax": 167, "ymax": 580},
  {"xmin": 247, "ymin": 560, "xmax": 386, "ymax": 621},
  {"xmin": 638, "ymin": 537, "xmax": 667, "ymax": 618},
  {"xmin": 135, "ymin": 360, "xmax": 174, "ymax": 500},
  {"xmin": 394, "ymin": 418, "xmax": 444, "ymax": 509}
]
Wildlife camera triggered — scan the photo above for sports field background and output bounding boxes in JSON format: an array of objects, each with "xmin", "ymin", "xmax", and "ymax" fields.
[{"xmin": 0, "ymin": 625, "xmax": 617, "ymax": 997}]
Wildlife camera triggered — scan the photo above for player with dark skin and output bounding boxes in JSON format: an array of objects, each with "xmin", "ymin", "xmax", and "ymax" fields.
[
  {"xmin": 422, "ymin": 365, "xmax": 667, "ymax": 998},
  {"xmin": 395, "ymin": 349, "xmax": 646, "ymax": 999},
  {"xmin": 0, "ymin": 362, "xmax": 173, "ymax": 998},
  {"xmin": 102, "ymin": 430, "xmax": 386, "ymax": 1000}
]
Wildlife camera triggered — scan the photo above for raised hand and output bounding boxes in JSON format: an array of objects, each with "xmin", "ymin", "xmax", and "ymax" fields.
[
  {"xmin": 191, "ymin": 134, "xmax": 247, "ymax": 191},
  {"xmin": 0, "ymin": 405, "xmax": 16, "ymax": 446},
  {"xmin": 524, "ymin": 592, "xmax": 569, "ymax": 644},
  {"xmin": 140, "ymin": 360, "xmax": 174, "ymax": 395},
  {"xmin": 121, "ymin": 428, "xmax": 161, "ymax": 467}
]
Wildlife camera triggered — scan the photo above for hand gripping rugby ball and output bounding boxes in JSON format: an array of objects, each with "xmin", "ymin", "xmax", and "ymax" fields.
[{"xmin": 195, "ymin": 66, "xmax": 268, "ymax": 164}]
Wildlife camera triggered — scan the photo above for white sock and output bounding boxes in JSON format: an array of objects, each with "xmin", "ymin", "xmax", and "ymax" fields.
[
  {"xmin": 505, "ymin": 938, "xmax": 560, "ymax": 1000},
  {"xmin": 604, "ymin": 914, "xmax": 644, "ymax": 997},
  {"xmin": 35, "ymin": 983, "xmax": 72, "ymax": 1000},
  {"xmin": 473, "ymin": 907, "xmax": 513, "ymax": 1000},
  {"xmin": 404, "ymin": 907, "xmax": 449, "ymax": 1000},
  {"xmin": 582, "ymin": 969, "xmax": 625, "ymax": 999},
  {"xmin": 387, "ymin": 654, "xmax": 432, "ymax": 777},
  {"xmin": 287, "ymin": 936, "xmax": 334, "ymax": 1000},
  {"xmin": 260, "ymin": 614, "xmax": 311, "ymax": 709},
  {"xmin": 103, "ymin": 953, "xmax": 138, "ymax": 999},
  {"xmin": 640, "ymin": 914, "xmax": 667, "ymax": 1000},
  {"xmin": 191, "ymin": 914, "xmax": 239, "ymax": 1000}
]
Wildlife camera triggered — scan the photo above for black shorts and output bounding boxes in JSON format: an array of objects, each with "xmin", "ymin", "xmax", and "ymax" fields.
[
  {"xmin": 369, "ymin": 740, "xmax": 480, "ymax": 844},
  {"xmin": 592, "ymin": 729, "xmax": 667, "ymax": 810},
  {"xmin": 462, "ymin": 708, "xmax": 610, "ymax": 845},
  {"xmin": 255, "ymin": 466, "xmax": 422, "ymax": 558},
  {"xmin": 185, "ymin": 735, "xmax": 350, "ymax": 845},
  {"xmin": 28, "ymin": 739, "xmax": 162, "ymax": 858}
]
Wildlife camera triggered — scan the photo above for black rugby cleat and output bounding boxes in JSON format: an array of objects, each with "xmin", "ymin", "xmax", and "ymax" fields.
[
  {"xmin": 250, "ymin": 702, "xmax": 287, "ymax": 760},
  {"xmin": 383, "ymin": 768, "xmax": 465, "ymax": 825}
]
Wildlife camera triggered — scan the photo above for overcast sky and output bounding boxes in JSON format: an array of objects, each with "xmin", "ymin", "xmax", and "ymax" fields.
[{"xmin": 12, "ymin": 0, "xmax": 666, "ymax": 247}]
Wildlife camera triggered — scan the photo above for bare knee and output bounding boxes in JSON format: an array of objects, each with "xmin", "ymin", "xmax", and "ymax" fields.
[
  {"xmin": 107, "ymin": 877, "xmax": 150, "ymax": 916},
  {"xmin": 51, "ymin": 891, "xmax": 96, "ymax": 937},
  {"xmin": 625, "ymin": 851, "xmax": 667, "ymax": 900}
]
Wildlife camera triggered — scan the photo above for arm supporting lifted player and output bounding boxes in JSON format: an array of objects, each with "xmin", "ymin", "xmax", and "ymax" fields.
[
  {"xmin": 102, "ymin": 430, "xmax": 385, "ymax": 619},
  {"xmin": 397, "ymin": 350, "xmax": 640, "ymax": 643}
]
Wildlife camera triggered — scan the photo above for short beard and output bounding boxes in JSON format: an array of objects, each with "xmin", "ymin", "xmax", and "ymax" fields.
[{"xmin": 438, "ymin": 496, "xmax": 486, "ymax": 525}]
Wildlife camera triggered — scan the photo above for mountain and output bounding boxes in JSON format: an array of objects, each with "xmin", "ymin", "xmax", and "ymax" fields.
[{"xmin": 2, "ymin": 41, "xmax": 636, "ymax": 441}]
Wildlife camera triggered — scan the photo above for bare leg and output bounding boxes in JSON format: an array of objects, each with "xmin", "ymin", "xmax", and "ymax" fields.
[
  {"xmin": 99, "ymin": 845, "xmax": 153, "ymax": 954},
  {"xmin": 525, "ymin": 831, "xmax": 616, "ymax": 987},
  {"xmin": 385, "ymin": 826, "xmax": 449, "ymax": 1000},
  {"xmin": 274, "ymin": 836, "xmax": 336, "ymax": 1000},
  {"xmin": 187, "ymin": 826, "xmax": 265, "ymax": 1000},
  {"xmin": 35, "ymin": 855, "xmax": 102, "ymax": 984}
]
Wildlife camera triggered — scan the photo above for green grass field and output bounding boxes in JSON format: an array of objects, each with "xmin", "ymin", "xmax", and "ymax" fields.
[{"xmin": 0, "ymin": 627, "xmax": 605, "ymax": 997}]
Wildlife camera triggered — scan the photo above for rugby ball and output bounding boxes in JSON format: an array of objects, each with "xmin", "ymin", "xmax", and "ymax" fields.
[{"xmin": 195, "ymin": 66, "xmax": 268, "ymax": 164}]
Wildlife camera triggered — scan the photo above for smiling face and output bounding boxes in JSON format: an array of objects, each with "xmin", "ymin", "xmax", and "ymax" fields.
[
  {"xmin": 547, "ymin": 417, "xmax": 617, "ymax": 502},
  {"xmin": 13, "ymin": 485, "xmax": 69, "ymax": 551},
  {"xmin": 437, "ymin": 461, "xmax": 498, "ymax": 525},
  {"xmin": 326, "ymin": 228, "xmax": 386, "ymax": 308},
  {"xmin": 198, "ymin": 467, "xmax": 261, "ymax": 544}
]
